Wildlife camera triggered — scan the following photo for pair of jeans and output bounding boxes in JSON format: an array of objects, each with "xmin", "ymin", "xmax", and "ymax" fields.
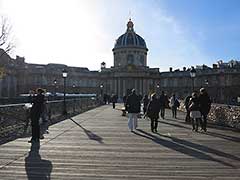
[{"xmin": 128, "ymin": 113, "xmax": 138, "ymax": 131}]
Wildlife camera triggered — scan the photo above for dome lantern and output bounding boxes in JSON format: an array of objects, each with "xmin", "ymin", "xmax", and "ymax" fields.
[{"xmin": 127, "ymin": 18, "xmax": 134, "ymax": 31}]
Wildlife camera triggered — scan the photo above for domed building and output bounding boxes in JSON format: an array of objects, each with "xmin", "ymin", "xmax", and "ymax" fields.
[
  {"xmin": 113, "ymin": 19, "xmax": 148, "ymax": 67},
  {"xmin": 1, "ymin": 18, "xmax": 239, "ymax": 104},
  {"xmin": 100, "ymin": 19, "xmax": 160, "ymax": 98}
]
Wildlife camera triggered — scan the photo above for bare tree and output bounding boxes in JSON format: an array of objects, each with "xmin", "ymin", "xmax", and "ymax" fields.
[{"xmin": 0, "ymin": 16, "xmax": 14, "ymax": 56}]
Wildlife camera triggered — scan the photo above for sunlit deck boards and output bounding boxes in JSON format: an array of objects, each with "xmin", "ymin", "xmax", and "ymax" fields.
[{"xmin": 0, "ymin": 104, "xmax": 240, "ymax": 179}]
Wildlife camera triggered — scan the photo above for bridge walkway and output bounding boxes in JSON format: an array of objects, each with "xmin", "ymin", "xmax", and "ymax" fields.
[{"xmin": 0, "ymin": 104, "xmax": 240, "ymax": 179}]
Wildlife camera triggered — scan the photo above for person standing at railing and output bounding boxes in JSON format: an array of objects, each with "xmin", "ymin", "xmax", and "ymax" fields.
[
  {"xmin": 28, "ymin": 88, "xmax": 45, "ymax": 143},
  {"xmin": 199, "ymin": 88, "xmax": 211, "ymax": 132}
]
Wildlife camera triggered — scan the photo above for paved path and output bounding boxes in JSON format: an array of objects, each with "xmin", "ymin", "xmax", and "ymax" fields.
[{"xmin": 0, "ymin": 104, "xmax": 240, "ymax": 179}]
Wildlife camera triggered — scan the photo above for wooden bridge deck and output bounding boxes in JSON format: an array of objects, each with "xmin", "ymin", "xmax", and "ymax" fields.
[{"xmin": 0, "ymin": 104, "xmax": 240, "ymax": 179}]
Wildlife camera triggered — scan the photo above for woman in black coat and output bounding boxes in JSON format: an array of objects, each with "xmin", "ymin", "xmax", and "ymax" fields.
[
  {"xmin": 146, "ymin": 93, "xmax": 161, "ymax": 133},
  {"xmin": 199, "ymin": 88, "xmax": 211, "ymax": 132}
]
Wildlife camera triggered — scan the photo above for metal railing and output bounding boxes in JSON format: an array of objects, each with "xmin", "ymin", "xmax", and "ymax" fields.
[{"xmin": 0, "ymin": 97, "xmax": 100, "ymax": 144}]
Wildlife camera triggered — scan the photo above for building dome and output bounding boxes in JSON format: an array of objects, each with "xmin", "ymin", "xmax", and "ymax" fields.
[{"xmin": 113, "ymin": 19, "xmax": 147, "ymax": 50}]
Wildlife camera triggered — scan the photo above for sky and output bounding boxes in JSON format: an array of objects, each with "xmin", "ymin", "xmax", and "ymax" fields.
[{"xmin": 0, "ymin": 0, "xmax": 240, "ymax": 71}]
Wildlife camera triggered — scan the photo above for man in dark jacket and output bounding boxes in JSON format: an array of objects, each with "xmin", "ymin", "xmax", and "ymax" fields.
[
  {"xmin": 29, "ymin": 88, "xmax": 45, "ymax": 143},
  {"xmin": 125, "ymin": 89, "xmax": 141, "ymax": 132},
  {"xmin": 111, "ymin": 94, "xmax": 118, "ymax": 109},
  {"xmin": 159, "ymin": 91, "xmax": 168, "ymax": 119},
  {"xmin": 199, "ymin": 88, "xmax": 211, "ymax": 132}
]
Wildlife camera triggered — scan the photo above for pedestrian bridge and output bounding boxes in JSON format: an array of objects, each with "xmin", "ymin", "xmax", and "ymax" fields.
[{"xmin": 0, "ymin": 104, "xmax": 240, "ymax": 179}]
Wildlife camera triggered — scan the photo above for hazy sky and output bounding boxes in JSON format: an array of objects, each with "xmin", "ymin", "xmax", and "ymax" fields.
[{"xmin": 1, "ymin": 0, "xmax": 240, "ymax": 71}]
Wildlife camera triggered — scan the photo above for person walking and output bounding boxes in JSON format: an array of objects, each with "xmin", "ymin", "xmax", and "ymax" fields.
[
  {"xmin": 188, "ymin": 92, "xmax": 201, "ymax": 132},
  {"xmin": 28, "ymin": 88, "xmax": 45, "ymax": 143},
  {"xmin": 199, "ymin": 88, "xmax": 211, "ymax": 132},
  {"xmin": 146, "ymin": 93, "xmax": 161, "ymax": 133},
  {"xmin": 111, "ymin": 94, "xmax": 118, "ymax": 109},
  {"xmin": 142, "ymin": 94, "xmax": 149, "ymax": 115},
  {"xmin": 169, "ymin": 94, "xmax": 180, "ymax": 118},
  {"xmin": 125, "ymin": 89, "xmax": 141, "ymax": 132},
  {"xmin": 159, "ymin": 91, "xmax": 168, "ymax": 119},
  {"xmin": 184, "ymin": 94, "xmax": 192, "ymax": 123}
]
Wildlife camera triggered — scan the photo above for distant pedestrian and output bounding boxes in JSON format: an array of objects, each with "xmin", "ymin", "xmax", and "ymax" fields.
[
  {"xmin": 159, "ymin": 91, "xmax": 168, "ymax": 119},
  {"xmin": 29, "ymin": 88, "xmax": 45, "ymax": 143},
  {"xmin": 111, "ymin": 94, "xmax": 117, "ymax": 109},
  {"xmin": 125, "ymin": 89, "xmax": 141, "ymax": 132},
  {"xmin": 142, "ymin": 94, "xmax": 149, "ymax": 115},
  {"xmin": 146, "ymin": 93, "xmax": 161, "ymax": 133},
  {"xmin": 199, "ymin": 88, "xmax": 211, "ymax": 132},
  {"xmin": 188, "ymin": 92, "xmax": 201, "ymax": 132},
  {"xmin": 184, "ymin": 95, "xmax": 192, "ymax": 123},
  {"xmin": 169, "ymin": 94, "xmax": 180, "ymax": 118}
]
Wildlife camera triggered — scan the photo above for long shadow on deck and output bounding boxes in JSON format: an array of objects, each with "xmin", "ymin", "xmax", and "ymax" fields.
[
  {"xmin": 69, "ymin": 118, "xmax": 104, "ymax": 144},
  {"xmin": 133, "ymin": 129, "xmax": 238, "ymax": 168},
  {"xmin": 160, "ymin": 119, "xmax": 240, "ymax": 143},
  {"xmin": 25, "ymin": 143, "xmax": 52, "ymax": 180}
]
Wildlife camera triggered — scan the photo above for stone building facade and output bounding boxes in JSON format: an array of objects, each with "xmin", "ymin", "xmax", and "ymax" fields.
[{"xmin": 0, "ymin": 19, "xmax": 240, "ymax": 104}]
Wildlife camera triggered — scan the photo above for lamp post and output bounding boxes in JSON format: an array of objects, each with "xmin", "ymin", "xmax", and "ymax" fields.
[
  {"xmin": 205, "ymin": 79, "xmax": 209, "ymax": 89},
  {"xmin": 72, "ymin": 83, "xmax": 76, "ymax": 112},
  {"xmin": 53, "ymin": 79, "xmax": 57, "ymax": 96},
  {"xmin": 100, "ymin": 84, "xmax": 103, "ymax": 104},
  {"xmin": 62, "ymin": 69, "xmax": 68, "ymax": 115},
  {"xmin": 156, "ymin": 84, "xmax": 160, "ymax": 96},
  {"xmin": 72, "ymin": 83, "xmax": 76, "ymax": 93},
  {"xmin": 190, "ymin": 66, "xmax": 196, "ymax": 92}
]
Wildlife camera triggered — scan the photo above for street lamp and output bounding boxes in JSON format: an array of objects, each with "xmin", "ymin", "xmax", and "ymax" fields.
[
  {"xmin": 72, "ymin": 83, "xmax": 76, "ymax": 112},
  {"xmin": 100, "ymin": 84, "xmax": 103, "ymax": 104},
  {"xmin": 156, "ymin": 84, "xmax": 160, "ymax": 96},
  {"xmin": 190, "ymin": 66, "xmax": 196, "ymax": 92},
  {"xmin": 72, "ymin": 83, "xmax": 76, "ymax": 93},
  {"xmin": 53, "ymin": 79, "xmax": 57, "ymax": 96},
  {"xmin": 62, "ymin": 69, "xmax": 68, "ymax": 115}
]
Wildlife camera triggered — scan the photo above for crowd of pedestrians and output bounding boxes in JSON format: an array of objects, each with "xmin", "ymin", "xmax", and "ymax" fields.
[
  {"xmin": 26, "ymin": 86, "xmax": 211, "ymax": 143},
  {"xmin": 122, "ymin": 88, "xmax": 211, "ymax": 133}
]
